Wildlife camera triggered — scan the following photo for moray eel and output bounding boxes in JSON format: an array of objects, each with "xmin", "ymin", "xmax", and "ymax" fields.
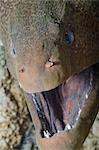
[{"xmin": 0, "ymin": 0, "xmax": 99, "ymax": 150}]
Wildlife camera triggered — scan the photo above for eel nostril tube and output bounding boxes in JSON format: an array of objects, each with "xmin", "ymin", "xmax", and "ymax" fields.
[{"xmin": 45, "ymin": 58, "xmax": 55, "ymax": 68}]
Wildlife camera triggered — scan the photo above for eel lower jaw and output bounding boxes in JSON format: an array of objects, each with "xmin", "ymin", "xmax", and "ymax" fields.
[{"xmin": 30, "ymin": 65, "xmax": 96, "ymax": 139}]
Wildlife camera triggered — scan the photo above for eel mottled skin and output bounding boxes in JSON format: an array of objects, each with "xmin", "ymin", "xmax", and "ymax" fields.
[{"xmin": 0, "ymin": 0, "xmax": 99, "ymax": 150}]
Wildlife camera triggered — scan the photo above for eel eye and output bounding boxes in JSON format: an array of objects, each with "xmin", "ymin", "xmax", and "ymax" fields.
[
  {"xmin": 11, "ymin": 48, "xmax": 16, "ymax": 57},
  {"xmin": 65, "ymin": 31, "xmax": 74, "ymax": 45}
]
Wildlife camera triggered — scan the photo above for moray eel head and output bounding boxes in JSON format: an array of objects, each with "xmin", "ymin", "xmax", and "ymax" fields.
[{"xmin": 2, "ymin": 1, "xmax": 99, "ymax": 150}]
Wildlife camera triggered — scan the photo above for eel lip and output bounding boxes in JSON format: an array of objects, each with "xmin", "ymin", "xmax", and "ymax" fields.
[{"xmin": 25, "ymin": 63, "xmax": 99, "ymax": 149}]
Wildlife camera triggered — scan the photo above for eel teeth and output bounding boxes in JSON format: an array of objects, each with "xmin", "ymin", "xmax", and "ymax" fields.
[
  {"xmin": 44, "ymin": 130, "xmax": 51, "ymax": 138},
  {"xmin": 76, "ymin": 108, "xmax": 81, "ymax": 122},
  {"xmin": 64, "ymin": 124, "xmax": 72, "ymax": 131},
  {"xmin": 32, "ymin": 94, "xmax": 40, "ymax": 112},
  {"xmin": 85, "ymin": 94, "xmax": 88, "ymax": 99}
]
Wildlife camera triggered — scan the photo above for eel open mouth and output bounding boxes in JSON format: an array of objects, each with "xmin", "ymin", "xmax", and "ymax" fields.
[{"xmin": 30, "ymin": 65, "xmax": 97, "ymax": 139}]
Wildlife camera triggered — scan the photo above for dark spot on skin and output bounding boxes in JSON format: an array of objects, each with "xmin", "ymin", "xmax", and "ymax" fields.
[
  {"xmin": 65, "ymin": 31, "xmax": 74, "ymax": 46},
  {"xmin": 54, "ymin": 41, "xmax": 57, "ymax": 46},
  {"xmin": 42, "ymin": 43, "xmax": 45, "ymax": 49},
  {"xmin": 19, "ymin": 67, "xmax": 25, "ymax": 73}
]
